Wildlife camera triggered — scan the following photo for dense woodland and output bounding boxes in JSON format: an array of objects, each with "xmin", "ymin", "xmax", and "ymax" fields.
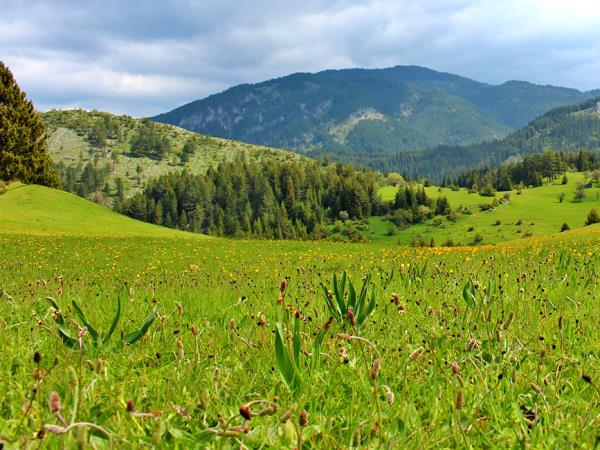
[
  {"xmin": 314, "ymin": 97, "xmax": 600, "ymax": 181},
  {"xmin": 445, "ymin": 150, "xmax": 600, "ymax": 193},
  {"xmin": 116, "ymin": 157, "xmax": 382, "ymax": 239}
]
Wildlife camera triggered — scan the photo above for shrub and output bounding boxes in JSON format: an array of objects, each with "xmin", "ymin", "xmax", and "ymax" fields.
[
  {"xmin": 472, "ymin": 233, "xmax": 484, "ymax": 244},
  {"xmin": 0, "ymin": 180, "xmax": 7, "ymax": 195},
  {"xmin": 560, "ymin": 223, "xmax": 570, "ymax": 232},
  {"xmin": 561, "ymin": 174, "xmax": 568, "ymax": 185},
  {"xmin": 585, "ymin": 208, "xmax": 600, "ymax": 226}
]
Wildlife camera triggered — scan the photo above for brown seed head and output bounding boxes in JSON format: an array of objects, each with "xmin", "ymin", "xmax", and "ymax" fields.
[
  {"xmin": 299, "ymin": 410, "xmax": 309, "ymax": 427},
  {"xmin": 49, "ymin": 392, "xmax": 60, "ymax": 413},
  {"xmin": 33, "ymin": 352, "xmax": 41, "ymax": 364},
  {"xmin": 239, "ymin": 404, "xmax": 252, "ymax": 420},
  {"xmin": 347, "ymin": 307, "xmax": 356, "ymax": 326},
  {"xmin": 126, "ymin": 399, "xmax": 135, "ymax": 412},
  {"xmin": 370, "ymin": 358, "xmax": 381, "ymax": 380}
]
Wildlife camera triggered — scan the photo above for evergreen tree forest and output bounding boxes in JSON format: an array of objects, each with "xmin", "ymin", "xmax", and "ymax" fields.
[
  {"xmin": 0, "ymin": 60, "xmax": 60, "ymax": 187},
  {"xmin": 445, "ymin": 150, "xmax": 600, "ymax": 192},
  {"xmin": 116, "ymin": 157, "xmax": 382, "ymax": 239}
]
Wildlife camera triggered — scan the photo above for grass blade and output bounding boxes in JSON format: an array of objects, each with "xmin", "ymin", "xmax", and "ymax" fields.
[
  {"xmin": 103, "ymin": 296, "xmax": 121, "ymax": 345},
  {"xmin": 71, "ymin": 300, "xmax": 100, "ymax": 345},
  {"xmin": 124, "ymin": 310, "xmax": 155, "ymax": 345}
]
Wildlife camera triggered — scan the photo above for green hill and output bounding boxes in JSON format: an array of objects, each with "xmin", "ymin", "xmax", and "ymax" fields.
[
  {"xmin": 347, "ymin": 96, "xmax": 600, "ymax": 180},
  {"xmin": 152, "ymin": 65, "xmax": 597, "ymax": 157},
  {"xmin": 43, "ymin": 109, "xmax": 296, "ymax": 201},
  {"xmin": 0, "ymin": 182, "xmax": 197, "ymax": 237},
  {"xmin": 372, "ymin": 172, "xmax": 600, "ymax": 246}
]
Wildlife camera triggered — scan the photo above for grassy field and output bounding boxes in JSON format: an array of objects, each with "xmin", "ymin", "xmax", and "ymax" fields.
[
  {"xmin": 0, "ymin": 183, "xmax": 198, "ymax": 238},
  {"xmin": 0, "ymin": 185, "xmax": 598, "ymax": 448},
  {"xmin": 374, "ymin": 173, "xmax": 600, "ymax": 245}
]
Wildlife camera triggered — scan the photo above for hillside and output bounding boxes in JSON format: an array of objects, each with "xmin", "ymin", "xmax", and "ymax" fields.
[
  {"xmin": 343, "ymin": 96, "xmax": 600, "ymax": 180},
  {"xmin": 152, "ymin": 65, "xmax": 598, "ymax": 156},
  {"xmin": 0, "ymin": 182, "xmax": 197, "ymax": 237},
  {"xmin": 43, "ymin": 109, "xmax": 296, "ymax": 200},
  {"xmin": 372, "ymin": 172, "xmax": 600, "ymax": 246}
]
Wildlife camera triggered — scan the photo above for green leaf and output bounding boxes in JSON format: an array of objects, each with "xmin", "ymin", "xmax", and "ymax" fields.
[
  {"xmin": 332, "ymin": 273, "xmax": 346, "ymax": 316},
  {"xmin": 57, "ymin": 327, "xmax": 78, "ymax": 348},
  {"xmin": 347, "ymin": 278, "xmax": 357, "ymax": 312},
  {"xmin": 462, "ymin": 278, "xmax": 476, "ymax": 308},
  {"xmin": 274, "ymin": 322, "xmax": 299, "ymax": 389},
  {"xmin": 124, "ymin": 310, "xmax": 155, "ymax": 345},
  {"xmin": 103, "ymin": 296, "xmax": 121, "ymax": 345},
  {"xmin": 311, "ymin": 320, "xmax": 330, "ymax": 370},
  {"xmin": 71, "ymin": 300, "xmax": 100, "ymax": 345},
  {"xmin": 46, "ymin": 297, "xmax": 66, "ymax": 327},
  {"xmin": 293, "ymin": 313, "xmax": 301, "ymax": 368}
]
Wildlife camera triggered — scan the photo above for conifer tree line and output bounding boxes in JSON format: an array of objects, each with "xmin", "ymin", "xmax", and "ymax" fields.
[
  {"xmin": 116, "ymin": 157, "xmax": 381, "ymax": 239},
  {"xmin": 0, "ymin": 60, "xmax": 60, "ymax": 187},
  {"xmin": 441, "ymin": 151, "xmax": 600, "ymax": 193}
]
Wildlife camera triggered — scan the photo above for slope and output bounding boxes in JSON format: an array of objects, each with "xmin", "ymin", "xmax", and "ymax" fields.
[
  {"xmin": 351, "ymin": 96, "xmax": 600, "ymax": 180},
  {"xmin": 372, "ymin": 172, "xmax": 600, "ymax": 246},
  {"xmin": 0, "ymin": 182, "xmax": 197, "ymax": 238},
  {"xmin": 152, "ymin": 65, "xmax": 596, "ymax": 156},
  {"xmin": 43, "ymin": 109, "xmax": 296, "ymax": 201}
]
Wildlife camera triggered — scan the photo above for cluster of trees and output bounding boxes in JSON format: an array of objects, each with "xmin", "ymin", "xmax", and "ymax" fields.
[
  {"xmin": 0, "ymin": 60, "xmax": 60, "ymax": 187},
  {"xmin": 117, "ymin": 157, "xmax": 381, "ymax": 239},
  {"xmin": 55, "ymin": 160, "xmax": 115, "ymax": 200},
  {"xmin": 382, "ymin": 184, "xmax": 452, "ymax": 229},
  {"xmin": 130, "ymin": 119, "xmax": 171, "ymax": 159},
  {"xmin": 441, "ymin": 151, "xmax": 600, "ymax": 193}
]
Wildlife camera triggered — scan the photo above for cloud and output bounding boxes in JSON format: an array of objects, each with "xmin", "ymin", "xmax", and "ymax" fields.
[{"xmin": 2, "ymin": 0, "xmax": 600, "ymax": 116}]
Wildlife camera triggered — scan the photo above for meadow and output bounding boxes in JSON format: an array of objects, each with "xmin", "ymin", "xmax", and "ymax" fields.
[
  {"xmin": 374, "ymin": 172, "xmax": 600, "ymax": 246},
  {"xmin": 1, "ymin": 182, "xmax": 599, "ymax": 448}
]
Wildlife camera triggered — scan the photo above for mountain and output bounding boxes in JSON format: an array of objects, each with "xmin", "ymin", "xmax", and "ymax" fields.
[
  {"xmin": 152, "ymin": 65, "xmax": 598, "ymax": 156},
  {"xmin": 361, "ymin": 96, "xmax": 600, "ymax": 180},
  {"xmin": 0, "ymin": 182, "xmax": 197, "ymax": 237},
  {"xmin": 42, "ymin": 109, "xmax": 296, "ymax": 201}
]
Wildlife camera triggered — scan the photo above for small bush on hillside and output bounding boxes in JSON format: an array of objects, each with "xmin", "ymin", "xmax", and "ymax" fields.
[
  {"xmin": 585, "ymin": 208, "xmax": 600, "ymax": 226},
  {"xmin": 561, "ymin": 174, "xmax": 568, "ymax": 185},
  {"xmin": 472, "ymin": 233, "xmax": 484, "ymax": 244},
  {"xmin": 0, "ymin": 181, "xmax": 7, "ymax": 195},
  {"xmin": 560, "ymin": 223, "xmax": 570, "ymax": 232}
]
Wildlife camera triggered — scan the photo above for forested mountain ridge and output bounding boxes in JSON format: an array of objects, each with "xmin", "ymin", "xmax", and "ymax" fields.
[
  {"xmin": 152, "ymin": 65, "xmax": 598, "ymax": 156},
  {"xmin": 42, "ymin": 109, "xmax": 297, "ymax": 202},
  {"xmin": 323, "ymin": 96, "xmax": 600, "ymax": 181}
]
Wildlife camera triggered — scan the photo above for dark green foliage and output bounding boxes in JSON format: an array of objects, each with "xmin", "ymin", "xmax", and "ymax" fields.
[
  {"xmin": 0, "ymin": 60, "xmax": 60, "ymax": 187},
  {"xmin": 321, "ymin": 271, "xmax": 376, "ymax": 328},
  {"xmin": 117, "ymin": 157, "xmax": 380, "ymax": 239},
  {"xmin": 47, "ymin": 296, "xmax": 154, "ymax": 348},
  {"xmin": 450, "ymin": 151, "xmax": 599, "ymax": 192},
  {"xmin": 585, "ymin": 208, "xmax": 600, "ymax": 225},
  {"xmin": 153, "ymin": 65, "xmax": 594, "ymax": 160},
  {"xmin": 560, "ymin": 222, "xmax": 570, "ymax": 232},
  {"xmin": 130, "ymin": 119, "xmax": 171, "ymax": 159},
  {"xmin": 321, "ymin": 97, "xmax": 600, "ymax": 181}
]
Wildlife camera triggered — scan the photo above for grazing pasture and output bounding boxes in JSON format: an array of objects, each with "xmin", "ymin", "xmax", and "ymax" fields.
[{"xmin": 0, "ymin": 228, "xmax": 598, "ymax": 448}]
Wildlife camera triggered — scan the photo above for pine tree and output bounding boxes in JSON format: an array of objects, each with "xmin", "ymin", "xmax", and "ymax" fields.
[{"xmin": 0, "ymin": 61, "xmax": 60, "ymax": 187}]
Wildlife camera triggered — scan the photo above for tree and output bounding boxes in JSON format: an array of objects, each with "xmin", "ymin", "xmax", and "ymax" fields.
[
  {"xmin": 0, "ymin": 60, "xmax": 60, "ymax": 187},
  {"xmin": 585, "ymin": 208, "xmax": 600, "ymax": 226},
  {"xmin": 558, "ymin": 192, "xmax": 566, "ymax": 203},
  {"xmin": 573, "ymin": 183, "xmax": 585, "ymax": 202}
]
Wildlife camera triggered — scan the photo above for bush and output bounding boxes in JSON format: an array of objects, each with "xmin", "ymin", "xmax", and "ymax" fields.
[
  {"xmin": 561, "ymin": 174, "xmax": 568, "ymax": 185},
  {"xmin": 472, "ymin": 233, "xmax": 484, "ymax": 244},
  {"xmin": 0, "ymin": 180, "xmax": 7, "ymax": 195},
  {"xmin": 585, "ymin": 208, "xmax": 600, "ymax": 226},
  {"xmin": 560, "ymin": 223, "xmax": 570, "ymax": 232}
]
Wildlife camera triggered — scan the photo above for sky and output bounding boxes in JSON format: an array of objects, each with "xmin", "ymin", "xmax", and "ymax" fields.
[{"xmin": 3, "ymin": 0, "xmax": 600, "ymax": 117}]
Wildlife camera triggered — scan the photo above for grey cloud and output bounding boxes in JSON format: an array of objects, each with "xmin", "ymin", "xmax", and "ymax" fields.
[{"xmin": 2, "ymin": 0, "xmax": 600, "ymax": 117}]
